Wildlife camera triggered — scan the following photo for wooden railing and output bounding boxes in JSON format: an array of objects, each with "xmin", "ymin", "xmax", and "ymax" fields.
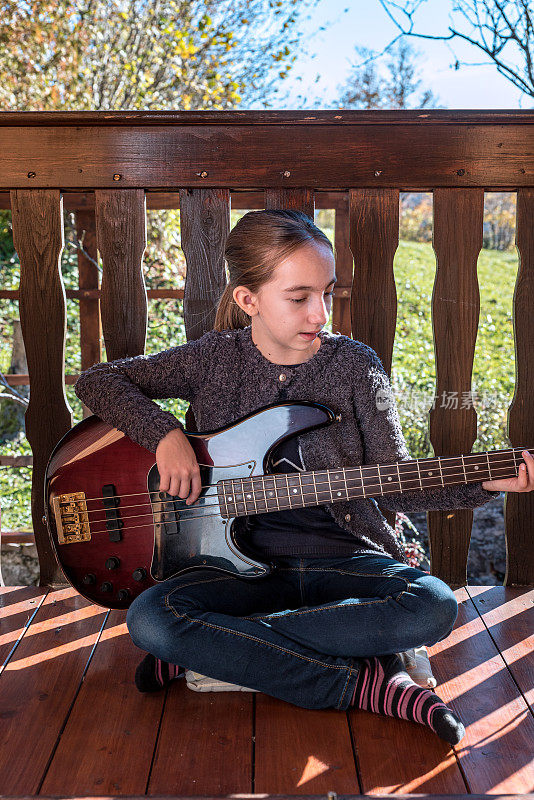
[{"xmin": 0, "ymin": 109, "xmax": 532, "ymax": 588}]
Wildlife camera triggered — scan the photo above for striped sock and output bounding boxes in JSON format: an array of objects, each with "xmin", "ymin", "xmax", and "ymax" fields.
[
  {"xmin": 351, "ymin": 653, "xmax": 465, "ymax": 745},
  {"xmin": 134, "ymin": 652, "xmax": 184, "ymax": 693}
]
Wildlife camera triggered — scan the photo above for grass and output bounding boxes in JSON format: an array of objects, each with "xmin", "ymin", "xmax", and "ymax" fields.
[{"xmin": 390, "ymin": 239, "xmax": 518, "ymax": 457}]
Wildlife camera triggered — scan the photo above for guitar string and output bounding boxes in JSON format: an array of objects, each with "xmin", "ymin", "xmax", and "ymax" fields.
[
  {"xmin": 76, "ymin": 458, "xmax": 522, "ymax": 520},
  {"xmin": 61, "ymin": 448, "xmax": 529, "ymax": 512},
  {"xmin": 58, "ymin": 461, "xmax": 522, "ymax": 534}
]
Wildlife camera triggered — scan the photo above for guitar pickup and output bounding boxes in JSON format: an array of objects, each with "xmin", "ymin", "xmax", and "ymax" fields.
[{"xmin": 102, "ymin": 484, "xmax": 123, "ymax": 542}]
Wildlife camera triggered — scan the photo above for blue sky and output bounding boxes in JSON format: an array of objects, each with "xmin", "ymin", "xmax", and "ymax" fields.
[{"xmin": 271, "ymin": 0, "xmax": 529, "ymax": 109}]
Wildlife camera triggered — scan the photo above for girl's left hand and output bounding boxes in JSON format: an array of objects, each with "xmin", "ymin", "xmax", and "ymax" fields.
[{"xmin": 482, "ymin": 449, "xmax": 534, "ymax": 493}]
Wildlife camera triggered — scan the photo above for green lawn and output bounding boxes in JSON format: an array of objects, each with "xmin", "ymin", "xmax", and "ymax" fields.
[{"xmin": 390, "ymin": 239, "xmax": 518, "ymax": 458}]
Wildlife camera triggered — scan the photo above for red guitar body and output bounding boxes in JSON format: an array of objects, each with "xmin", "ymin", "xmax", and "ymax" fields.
[{"xmin": 44, "ymin": 401, "xmax": 335, "ymax": 609}]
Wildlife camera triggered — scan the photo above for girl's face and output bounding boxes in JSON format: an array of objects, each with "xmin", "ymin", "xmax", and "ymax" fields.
[{"xmin": 233, "ymin": 240, "xmax": 336, "ymax": 365}]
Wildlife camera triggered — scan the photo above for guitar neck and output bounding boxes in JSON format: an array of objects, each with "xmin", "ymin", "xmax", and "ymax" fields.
[{"xmin": 220, "ymin": 447, "xmax": 527, "ymax": 518}]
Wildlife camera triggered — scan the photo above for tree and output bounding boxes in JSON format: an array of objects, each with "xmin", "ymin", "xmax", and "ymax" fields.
[
  {"xmin": 377, "ymin": 0, "xmax": 534, "ymax": 101},
  {"xmin": 0, "ymin": 0, "xmax": 324, "ymax": 110},
  {"xmin": 337, "ymin": 39, "xmax": 440, "ymax": 108}
]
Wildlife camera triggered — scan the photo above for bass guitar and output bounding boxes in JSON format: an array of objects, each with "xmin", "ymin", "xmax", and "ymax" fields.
[{"xmin": 44, "ymin": 400, "xmax": 524, "ymax": 609}]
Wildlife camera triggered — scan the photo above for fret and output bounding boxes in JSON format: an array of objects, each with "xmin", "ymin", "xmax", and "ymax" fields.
[
  {"xmin": 227, "ymin": 481, "xmax": 235, "ymax": 512},
  {"xmin": 299, "ymin": 471, "xmax": 314, "ymax": 505},
  {"xmin": 234, "ymin": 478, "xmax": 246, "ymax": 515},
  {"xmin": 241, "ymin": 478, "xmax": 249, "ymax": 513},
  {"xmin": 274, "ymin": 475, "xmax": 281, "ymax": 510},
  {"xmin": 249, "ymin": 477, "xmax": 258, "ymax": 513},
  {"xmin": 440, "ymin": 455, "xmax": 463, "ymax": 486},
  {"xmin": 285, "ymin": 474, "xmax": 292, "ymax": 509},
  {"xmin": 241, "ymin": 478, "xmax": 257, "ymax": 514},
  {"xmin": 377, "ymin": 464, "xmax": 384, "ymax": 495},
  {"xmin": 415, "ymin": 459, "xmax": 423, "ymax": 490},
  {"xmin": 360, "ymin": 465, "xmax": 366, "ymax": 497},
  {"xmin": 327, "ymin": 471, "xmax": 333, "ymax": 502},
  {"xmin": 437, "ymin": 456, "xmax": 445, "ymax": 487},
  {"xmin": 460, "ymin": 454, "xmax": 467, "ymax": 483},
  {"xmin": 354, "ymin": 468, "xmax": 365, "ymax": 499},
  {"xmin": 487, "ymin": 451, "xmax": 493, "ymax": 481},
  {"xmin": 396, "ymin": 462, "xmax": 402, "ymax": 493},
  {"xmin": 312, "ymin": 471, "xmax": 319, "ymax": 505},
  {"xmin": 298, "ymin": 471, "xmax": 305, "ymax": 508},
  {"xmin": 263, "ymin": 475, "xmax": 277, "ymax": 511},
  {"xmin": 360, "ymin": 464, "xmax": 379, "ymax": 495},
  {"xmin": 286, "ymin": 471, "xmax": 302, "ymax": 507},
  {"xmin": 342, "ymin": 467, "xmax": 349, "ymax": 500},
  {"xmin": 511, "ymin": 448, "xmax": 517, "ymax": 477},
  {"xmin": 397, "ymin": 461, "xmax": 421, "ymax": 491},
  {"xmin": 218, "ymin": 482, "xmax": 230, "ymax": 518},
  {"xmin": 260, "ymin": 475, "xmax": 268, "ymax": 512}
]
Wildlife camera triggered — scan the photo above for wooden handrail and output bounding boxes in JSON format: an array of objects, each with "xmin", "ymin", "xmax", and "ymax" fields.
[
  {"xmin": 0, "ymin": 286, "xmax": 352, "ymax": 301},
  {"xmin": 1, "ymin": 530, "xmax": 34, "ymax": 544},
  {"xmin": 0, "ymin": 456, "xmax": 33, "ymax": 466}
]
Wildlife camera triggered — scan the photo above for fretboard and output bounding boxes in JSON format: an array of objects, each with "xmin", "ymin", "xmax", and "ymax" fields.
[{"xmin": 217, "ymin": 446, "xmax": 528, "ymax": 518}]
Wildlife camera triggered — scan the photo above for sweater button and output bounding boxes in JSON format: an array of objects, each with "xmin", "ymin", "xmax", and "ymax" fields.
[
  {"xmin": 345, "ymin": 514, "xmax": 351, "ymax": 521},
  {"xmin": 278, "ymin": 373, "xmax": 287, "ymax": 381}
]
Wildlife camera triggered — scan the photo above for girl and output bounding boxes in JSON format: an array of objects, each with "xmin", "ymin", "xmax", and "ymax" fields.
[{"xmin": 74, "ymin": 209, "xmax": 534, "ymax": 746}]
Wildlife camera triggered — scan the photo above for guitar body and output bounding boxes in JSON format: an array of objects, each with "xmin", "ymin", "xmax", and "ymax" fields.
[{"xmin": 44, "ymin": 401, "xmax": 336, "ymax": 609}]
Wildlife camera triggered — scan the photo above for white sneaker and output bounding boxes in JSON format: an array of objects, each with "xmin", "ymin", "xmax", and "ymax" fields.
[
  {"xmin": 398, "ymin": 645, "xmax": 437, "ymax": 688},
  {"xmin": 184, "ymin": 646, "xmax": 437, "ymax": 694},
  {"xmin": 185, "ymin": 670, "xmax": 258, "ymax": 692}
]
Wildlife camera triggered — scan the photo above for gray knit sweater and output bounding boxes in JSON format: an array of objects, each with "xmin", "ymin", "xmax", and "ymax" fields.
[{"xmin": 74, "ymin": 325, "xmax": 499, "ymax": 566}]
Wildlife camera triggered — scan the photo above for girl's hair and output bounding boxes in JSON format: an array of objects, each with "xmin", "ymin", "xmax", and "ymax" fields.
[{"xmin": 213, "ymin": 209, "xmax": 334, "ymax": 332}]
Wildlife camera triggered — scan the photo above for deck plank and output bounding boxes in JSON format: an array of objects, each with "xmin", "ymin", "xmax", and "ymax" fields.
[
  {"xmin": 254, "ymin": 695, "xmax": 359, "ymax": 794},
  {"xmin": 0, "ymin": 587, "xmax": 108, "ymax": 795},
  {"xmin": 40, "ymin": 610, "xmax": 165, "ymax": 796},
  {"xmin": 0, "ymin": 586, "xmax": 48, "ymax": 666},
  {"xmin": 148, "ymin": 680, "xmax": 253, "ymax": 795},
  {"xmin": 429, "ymin": 586, "xmax": 534, "ymax": 794},
  {"xmin": 466, "ymin": 586, "xmax": 534, "ymax": 716},
  {"xmin": 349, "ymin": 703, "xmax": 466, "ymax": 795}
]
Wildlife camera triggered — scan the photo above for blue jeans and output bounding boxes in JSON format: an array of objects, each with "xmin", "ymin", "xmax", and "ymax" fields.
[{"xmin": 126, "ymin": 552, "xmax": 458, "ymax": 711}]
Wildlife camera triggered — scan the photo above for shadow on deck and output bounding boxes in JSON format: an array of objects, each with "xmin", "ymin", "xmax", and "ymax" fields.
[{"xmin": 0, "ymin": 584, "xmax": 533, "ymax": 798}]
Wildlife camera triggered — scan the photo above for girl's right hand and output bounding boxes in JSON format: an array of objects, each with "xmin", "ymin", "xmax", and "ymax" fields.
[{"xmin": 155, "ymin": 428, "xmax": 202, "ymax": 506}]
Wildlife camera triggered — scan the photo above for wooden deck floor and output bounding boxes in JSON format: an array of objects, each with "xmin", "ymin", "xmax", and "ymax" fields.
[{"xmin": 0, "ymin": 584, "xmax": 533, "ymax": 798}]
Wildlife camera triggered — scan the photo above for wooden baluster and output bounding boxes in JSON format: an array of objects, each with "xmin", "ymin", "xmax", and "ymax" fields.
[
  {"xmin": 75, "ymin": 208, "xmax": 101, "ymax": 422},
  {"xmin": 95, "ymin": 189, "xmax": 147, "ymax": 361},
  {"xmin": 264, "ymin": 188, "xmax": 314, "ymax": 219},
  {"xmin": 332, "ymin": 193, "xmax": 352, "ymax": 336},
  {"xmin": 11, "ymin": 189, "xmax": 70, "ymax": 586},
  {"xmin": 349, "ymin": 188, "xmax": 399, "ymax": 373},
  {"xmin": 179, "ymin": 188, "xmax": 230, "ymax": 430},
  {"xmin": 429, "ymin": 188, "xmax": 484, "ymax": 587},
  {"xmin": 349, "ymin": 188, "xmax": 399, "ymax": 530},
  {"xmin": 506, "ymin": 188, "xmax": 534, "ymax": 586}
]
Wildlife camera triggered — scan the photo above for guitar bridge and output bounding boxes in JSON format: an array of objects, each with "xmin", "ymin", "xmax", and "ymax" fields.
[{"xmin": 52, "ymin": 492, "xmax": 91, "ymax": 544}]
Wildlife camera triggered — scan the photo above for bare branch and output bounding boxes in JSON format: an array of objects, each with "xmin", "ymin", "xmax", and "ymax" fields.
[
  {"xmin": 0, "ymin": 391, "xmax": 29, "ymax": 408},
  {"xmin": 379, "ymin": 0, "xmax": 534, "ymax": 98},
  {"xmin": 0, "ymin": 372, "xmax": 29, "ymax": 406}
]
